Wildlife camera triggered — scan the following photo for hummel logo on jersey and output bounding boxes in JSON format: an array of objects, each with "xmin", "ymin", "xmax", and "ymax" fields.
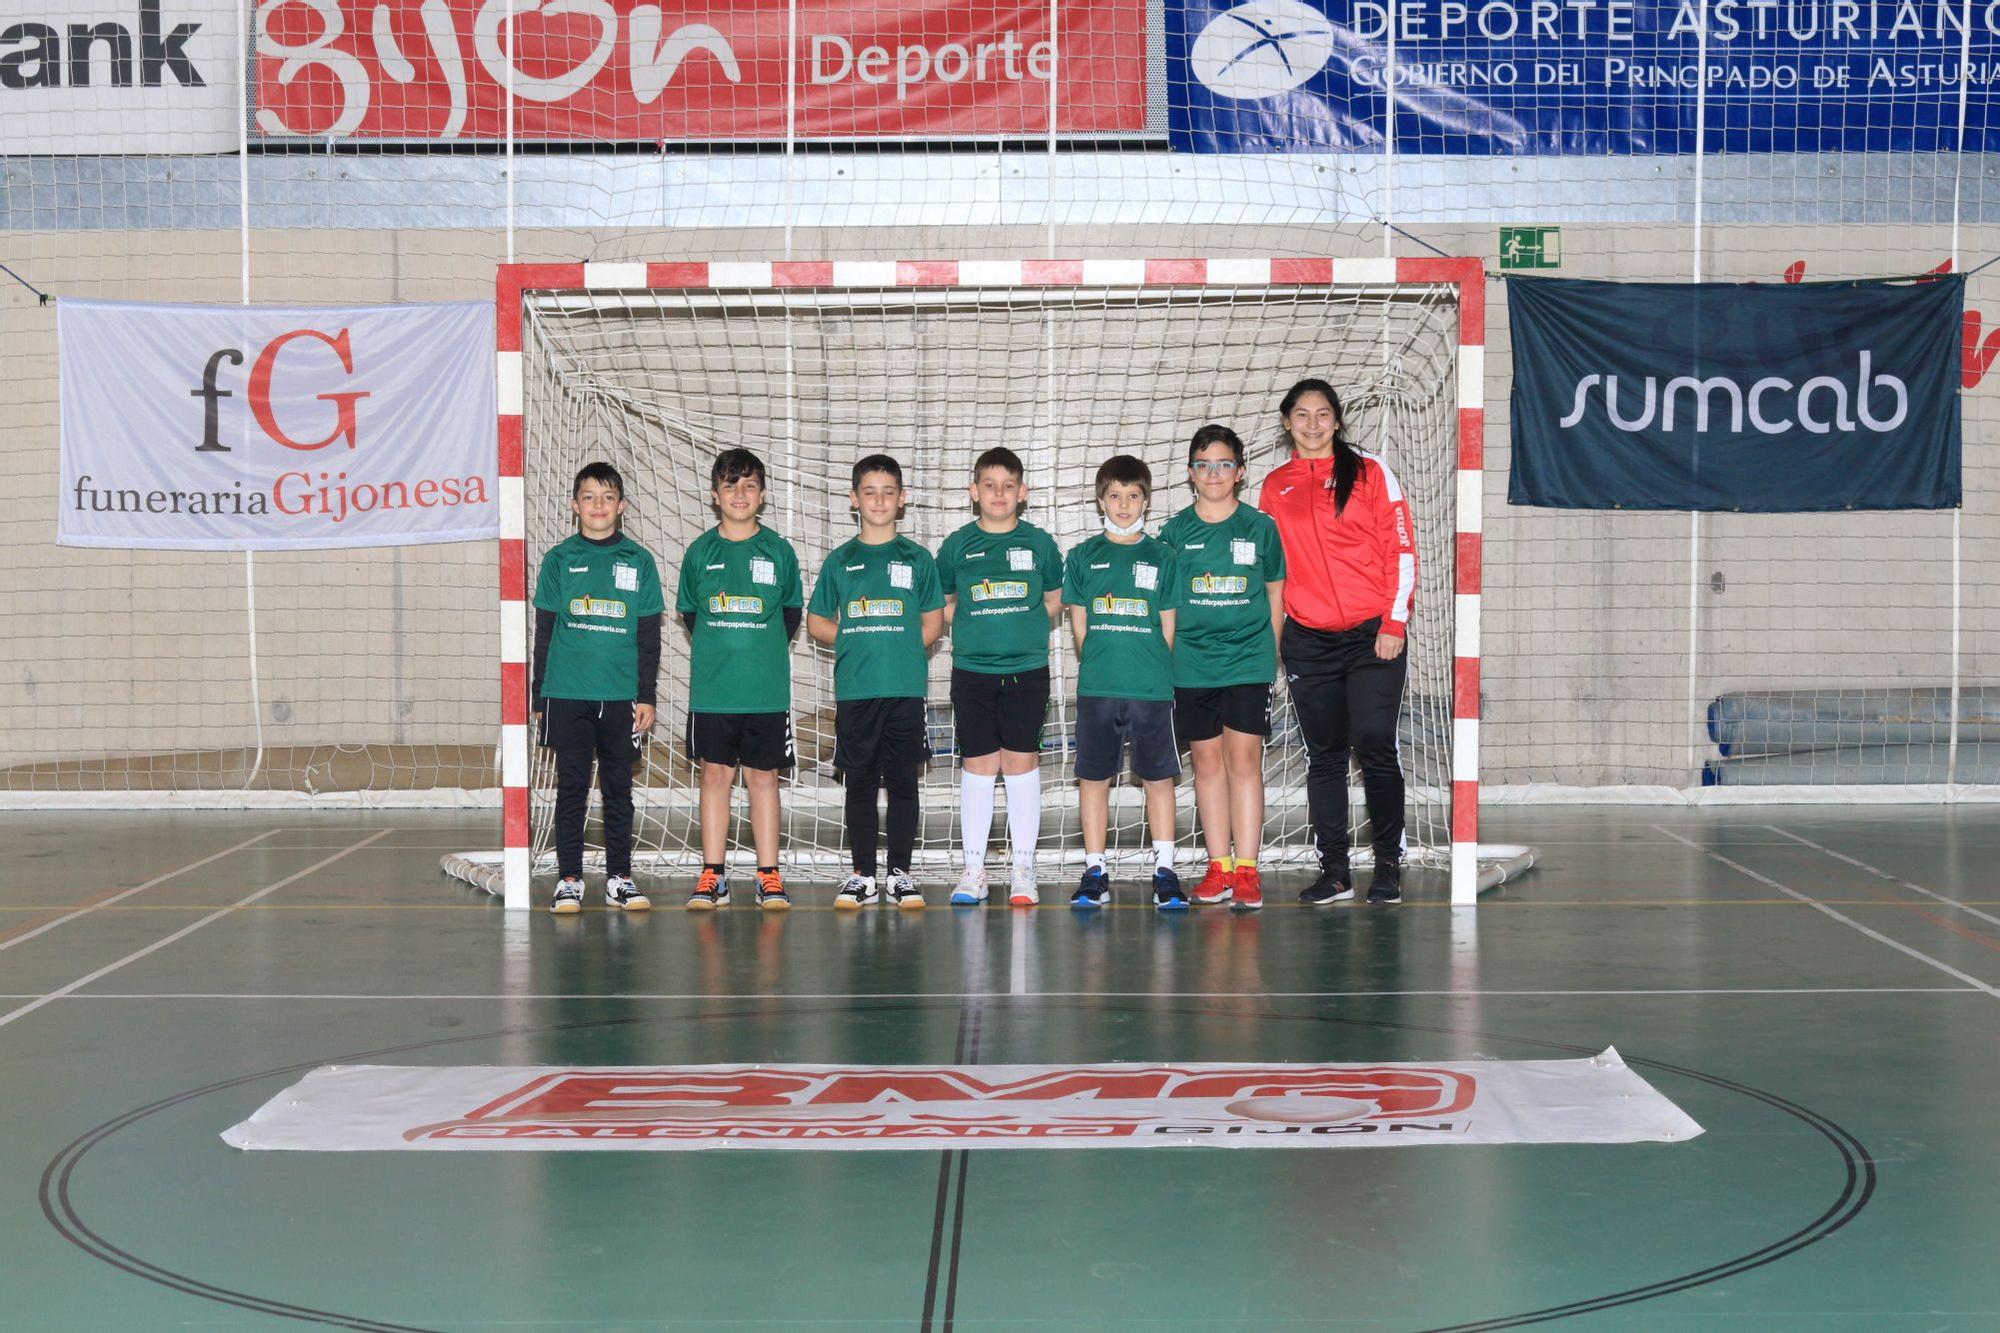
[
  {"xmin": 706, "ymin": 563, "xmax": 726, "ymax": 570},
  {"xmin": 1089, "ymin": 562, "xmax": 1110, "ymax": 570},
  {"xmin": 568, "ymin": 566, "xmax": 589, "ymax": 573},
  {"xmin": 1182, "ymin": 542, "xmax": 1205, "ymax": 550},
  {"xmin": 964, "ymin": 550, "xmax": 986, "ymax": 559},
  {"xmin": 845, "ymin": 564, "xmax": 865, "ymax": 571}
]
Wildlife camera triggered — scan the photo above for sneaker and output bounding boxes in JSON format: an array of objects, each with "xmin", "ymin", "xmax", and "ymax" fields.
[
  {"xmin": 550, "ymin": 876, "xmax": 584, "ymax": 914},
  {"xmin": 1152, "ymin": 867, "xmax": 1189, "ymax": 911},
  {"xmin": 605, "ymin": 875, "xmax": 650, "ymax": 911},
  {"xmin": 1231, "ymin": 866, "xmax": 1265, "ymax": 911},
  {"xmin": 834, "ymin": 873, "xmax": 879, "ymax": 910},
  {"xmin": 1367, "ymin": 863, "xmax": 1403, "ymax": 905},
  {"xmin": 1192, "ymin": 860, "xmax": 1233, "ymax": 905},
  {"xmin": 888, "ymin": 869, "xmax": 925, "ymax": 911},
  {"xmin": 756, "ymin": 869, "xmax": 790, "ymax": 911},
  {"xmin": 1009, "ymin": 859, "xmax": 1040, "ymax": 907},
  {"xmin": 1298, "ymin": 865, "xmax": 1355, "ymax": 906},
  {"xmin": 686, "ymin": 867, "xmax": 729, "ymax": 911},
  {"xmin": 1071, "ymin": 865, "xmax": 1111, "ymax": 909},
  {"xmin": 951, "ymin": 866, "xmax": 989, "ymax": 905}
]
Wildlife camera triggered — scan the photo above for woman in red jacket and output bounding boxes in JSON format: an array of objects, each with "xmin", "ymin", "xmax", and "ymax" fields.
[{"xmin": 1258, "ymin": 378, "xmax": 1416, "ymax": 906}]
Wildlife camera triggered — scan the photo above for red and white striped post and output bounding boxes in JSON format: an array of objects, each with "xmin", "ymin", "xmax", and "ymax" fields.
[{"xmin": 494, "ymin": 257, "xmax": 1487, "ymax": 909}]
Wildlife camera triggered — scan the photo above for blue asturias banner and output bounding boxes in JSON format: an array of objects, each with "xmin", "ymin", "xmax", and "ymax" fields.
[
  {"xmin": 1506, "ymin": 275, "xmax": 1962, "ymax": 511},
  {"xmin": 1167, "ymin": 0, "xmax": 2000, "ymax": 153}
]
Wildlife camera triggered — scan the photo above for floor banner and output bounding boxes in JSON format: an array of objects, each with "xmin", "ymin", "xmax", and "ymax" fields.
[{"xmin": 224, "ymin": 1049, "xmax": 1703, "ymax": 1152}]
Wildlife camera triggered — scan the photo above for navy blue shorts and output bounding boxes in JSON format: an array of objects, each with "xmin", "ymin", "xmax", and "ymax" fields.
[{"xmin": 1075, "ymin": 696, "xmax": 1181, "ymax": 782}]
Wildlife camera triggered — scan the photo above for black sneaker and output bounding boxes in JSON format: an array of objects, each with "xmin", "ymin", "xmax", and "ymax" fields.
[
  {"xmin": 1152, "ymin": 867, "xmax": 1189, "ymax": 911},
  {"xmin": 1072, "ymin": 865, "xmax": 1112, "ymax": 908},
  {"xmin": 1298, "ymin": 866, "xmax": 1355, "ymax": 906},
  {"xmin": 1367, "ymin": 863, "xmax": 1403, "ymax": 905}
]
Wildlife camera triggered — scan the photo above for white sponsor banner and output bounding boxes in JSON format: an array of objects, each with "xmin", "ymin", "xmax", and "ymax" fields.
[
  {"xmin": 223, "ymin": 1050, "xmax": 1703, "ymax": 1152},
  {"xmin": 3, "ymin": 0, "xmax": 240, "ymax": 153},
  {"xmin": 59, "ymin": 299, "xmax": 497, "ymax": 550}
]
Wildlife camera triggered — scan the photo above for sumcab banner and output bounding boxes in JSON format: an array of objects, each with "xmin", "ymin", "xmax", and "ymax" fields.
[
  {"xmin": 222, "ymin": 1051, "xmax": 1705, "ymax": 1151},
  {"xmin": 1507, "ymin": 274, "xmax": 1962, "ymax": 512},
  {"xmin": 252, "ymin": 0, "xmax": 1147, "ymax": 140},
  {"xmin": 58, "ymin": 300, "xmax": 497, "ymax": 550}
]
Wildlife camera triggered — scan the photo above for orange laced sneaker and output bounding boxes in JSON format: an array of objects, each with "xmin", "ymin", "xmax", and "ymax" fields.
[
  {"xmin": 1192, "ymin": 860, "xmax": 1234, "ymax": 905},
  {"xmin": 755, "ymin": 868, "xmax": 791, "ymax": 911},
  {"xmin": 686, "ymin": 867, "xmax": 728, "ymax": 911},
  {"xmin": 1230, "ymin": 866, "xmax": 1264, "ymax": 911}
]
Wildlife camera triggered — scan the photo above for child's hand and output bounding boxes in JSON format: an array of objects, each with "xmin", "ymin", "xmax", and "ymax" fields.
[{"xmin": 633, "ymin": 703, "xmax": 657, "ymax": 734}]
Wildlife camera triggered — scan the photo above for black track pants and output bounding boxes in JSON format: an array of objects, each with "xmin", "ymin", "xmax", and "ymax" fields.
[
  {"xmin": 844, "ymin": 763, "xmax": 923, "ymax": 877},
  {"xmin": 1280, "ymin": 617, "xmax": 1407, "ymax": 870},
  {"xmin": 545, "ymin": 699, "xmax": 637, "ymax": 880}
]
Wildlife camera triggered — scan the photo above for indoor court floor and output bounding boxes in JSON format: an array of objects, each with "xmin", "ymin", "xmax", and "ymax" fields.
[{"xmin": 3, "ymin": 804, "xmax": 1997, "ymax": 1331}]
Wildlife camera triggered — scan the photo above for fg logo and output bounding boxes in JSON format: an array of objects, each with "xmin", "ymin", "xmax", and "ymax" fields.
[
  {"xmin": 1190, "ymin": 0, "xmax": 1336, "ymax": 99},
  {"xmin": 191, "ymin": 328, "xmax": 370, "ymax": 453}
]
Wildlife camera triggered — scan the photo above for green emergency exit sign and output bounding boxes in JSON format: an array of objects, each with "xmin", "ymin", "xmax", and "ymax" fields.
[{"xmin": 1500, "ymin": 227, "xmax": 1561, "ymax": 269}]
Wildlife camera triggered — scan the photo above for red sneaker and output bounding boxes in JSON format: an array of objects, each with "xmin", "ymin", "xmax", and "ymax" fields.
[
  {"xmin": 1230, "ymin": 866, "xmax": 1264, "ymax": 911},
  {"xmin": 1192, "ymin": 860, "xmax": 1233, "ymax": 905}
]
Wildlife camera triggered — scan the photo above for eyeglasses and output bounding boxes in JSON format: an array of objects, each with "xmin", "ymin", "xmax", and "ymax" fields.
[{"xmin": 1190, "ymin": 461, "xmax": 1241, "ymax": 475}]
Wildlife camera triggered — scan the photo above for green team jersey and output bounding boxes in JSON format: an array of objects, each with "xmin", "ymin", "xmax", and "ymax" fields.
[
  {"xmin": 532, "ymin": 531, "xmax": 664, "ymax": 702},
  {"xmin": 674, "ymin": 525, "xmax": 803, "ymax": 714},
  {"xmin": 807, "ymin": 534, "xmax": 945, "ymax": 701},
  {"xmin": 1159, "ymin": 503, "xmax": 1287, "ymax": 689},
  {"xmin": 1061, "ymin": 533, "xmax": 1182, "ymax": 702},
  {"xmin": 935, "ymin": 519, "xmax": 1064, "ymax": 675}
]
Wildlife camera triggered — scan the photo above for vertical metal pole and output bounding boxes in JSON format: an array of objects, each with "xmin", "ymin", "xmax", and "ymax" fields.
[
  {"xmin": 239, "ymin": 0, "xmax": 264, "ymax": 790},
  {"xmin": 1948, "ymin": 0, "xmax": 1973, "ymax": 790},
  {"xmin": 1383, "ymin": 0, "xmax": 1396, "ymax": 259},
  {"xmin": 1685, "ymin": 0, "xmax": 1710, "ymax": 783}
]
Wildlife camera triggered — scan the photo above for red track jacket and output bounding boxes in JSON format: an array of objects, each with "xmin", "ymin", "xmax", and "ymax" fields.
[{"xmin": 1257, "ymin": 451, "xmax": 1417, "ymax": 638}]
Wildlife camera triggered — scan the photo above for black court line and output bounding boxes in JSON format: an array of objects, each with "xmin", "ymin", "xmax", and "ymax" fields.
[{"xmin": 40, "ymin": 1001, "xmax": 1874, "ymax": 1332}]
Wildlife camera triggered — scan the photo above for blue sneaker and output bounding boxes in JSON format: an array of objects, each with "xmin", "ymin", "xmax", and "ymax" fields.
[
  {"xmin": 1152, "ymin": 867, "xmax": 1189, "ymax": 910},
  {"xmin": 1071, "ymin": 865, "xmax": 1111, "ymax": 909}
]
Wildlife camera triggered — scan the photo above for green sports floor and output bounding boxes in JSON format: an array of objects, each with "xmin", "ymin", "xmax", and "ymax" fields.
[{"xmin": 3, "ymin": 805, "xmax": 1998, "ymax": 1331}]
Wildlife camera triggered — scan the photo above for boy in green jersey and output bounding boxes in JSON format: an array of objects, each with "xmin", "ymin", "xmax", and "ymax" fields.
[
  {"xmin": 1060, "ymin": 455, "xmax": 1186, "ymax": 911},
  {"xmin": 806, "ymin": 454, "xmax": 946, "ymax": 910},
  {"xmin": 531, "ymin": 462, "xmax": 665, "ymax": 914},
  {"xmin": 1161, "ymin": 424, "xmax": 1287, "ymax": 911},
  {"xmin": 934, "ymin": 447, "xmax": 1064, "ymax": 907},
  {"xmin": 674, "ymin": 448, "xmax": 804, "ymax": 911}
]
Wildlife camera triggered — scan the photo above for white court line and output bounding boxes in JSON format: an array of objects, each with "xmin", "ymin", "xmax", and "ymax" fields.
[
  {"xmin": 0, "ymin": 830, "xmax": 281, "ymax": 955},
  {"xmin": 1766, "ymin": 825, "xmax": 2000, "ymax": 931},
  {"xmin": 0, "ymin": 831, "xmax": 390, "ymax": 1033},
  {"xmin": 0, "ymin": 986, "xmax": 1975, "ymax": 1002},
  {"xmin": 1653, "ymin": 825, "xmax": 2000, "ymax": 1000},
  {"xmin": 1010, "ymin": 923, "xmax": 1029, "ymax": 996}
]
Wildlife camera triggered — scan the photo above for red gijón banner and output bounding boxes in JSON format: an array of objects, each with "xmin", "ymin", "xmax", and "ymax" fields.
[
  {"xmin": 58, "ymin": 299, "xmax": 496, "ymax": 550},
  {"xmin": 252, "ymin": 0, "xmax": 1148, "ymax": 140}
]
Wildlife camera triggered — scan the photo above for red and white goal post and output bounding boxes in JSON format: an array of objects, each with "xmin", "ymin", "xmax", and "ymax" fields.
[{"xmin": 442, "ymin": 257, "xmax": 1536, "ymax": 910}]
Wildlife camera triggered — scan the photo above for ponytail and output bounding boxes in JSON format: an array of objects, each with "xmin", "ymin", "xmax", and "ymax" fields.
[{"xmin": 1279, "ymin": 378, "xmax": 1362, "ymax": 516}]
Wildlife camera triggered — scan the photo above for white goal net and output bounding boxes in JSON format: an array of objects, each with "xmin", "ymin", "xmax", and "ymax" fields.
[{"xmin": 446, "ymin": 260, "xmax": 1530, "ymax": 907}]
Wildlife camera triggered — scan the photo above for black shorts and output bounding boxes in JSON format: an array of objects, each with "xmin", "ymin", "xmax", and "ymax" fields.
[
  {"xmin": 540, "ymin": 698, "xmax": 638, "ymax": 759},
  {"xmin": 1075, "ymin": 695, "xmax": 1181, "ymax": 782},
  {"xmin": 686, "ymin": 711, "xmax": 794, "ymax": 771},
  {"xmin": 949, "ymin": 667, "xmax": 1050, "ymax": 759},
  {"xmin": 1175, "ymin": 683, "xmax": 1275, "ymax": 743},
  {"xmin": 834, "ymin": 696, "xmax": 930, "ymax": 773}
]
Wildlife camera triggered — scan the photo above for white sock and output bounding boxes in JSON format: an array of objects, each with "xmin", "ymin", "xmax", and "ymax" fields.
[
  {"xmin": 960, "ymin": 772, "xmax": 997, "ymax": 870},
  {"xmin": 1003, "ymin": 769, "xmax": 1042, "ymax": 861},
  {"xmin": 1154, "ymin": 839, "xmax": 1176, "ymax": 872},
  {"xmin": 1086, "ymin": 852, "xmax": 1106, "ymax": 872}
]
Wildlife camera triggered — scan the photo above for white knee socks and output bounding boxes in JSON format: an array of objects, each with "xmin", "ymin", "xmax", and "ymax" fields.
[
  {"xmin": 1003, "ymin": 769, "xmax": 1042, "ymax": 866},
  {"xmin": 960, "ymin": 772, "xmax": 997, "ymax": 869}
]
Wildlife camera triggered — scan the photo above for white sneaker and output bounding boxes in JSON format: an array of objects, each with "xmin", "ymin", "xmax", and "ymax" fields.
[
  {"xmin": 605, "ymin": 875, "xmax": 650, "ymax": 911},
  {"xmin": 950, "ymin": 866, "xmax": 989, "ymax": 905},
  {"xmin": 1008, "ymin": 859, "xmax": 1039, "ymax": 907},
  {"xmin": 834, "ymin": 873, "xmax": 879, "ymax": 910},
  {"xmin": 888, "ymin": 869, "xmax": 924, "ymax": 911}
]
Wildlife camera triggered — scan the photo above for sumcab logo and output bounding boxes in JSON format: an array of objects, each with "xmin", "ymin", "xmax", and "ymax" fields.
[
  {"xmin": 254, "ymin": 0, "xmax": 1146, "ymax": 140},
  {"xmin": 399, "ymin": 1064, "xmax": 1478, "ymax": 1142}
]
